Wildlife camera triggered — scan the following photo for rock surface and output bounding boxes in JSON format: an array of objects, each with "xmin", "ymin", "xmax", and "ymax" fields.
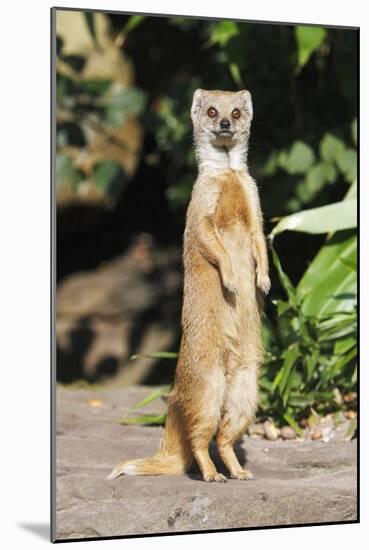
[{"xmin": 54, "ymin": 386, "xmax": 357, "ymax": 541}]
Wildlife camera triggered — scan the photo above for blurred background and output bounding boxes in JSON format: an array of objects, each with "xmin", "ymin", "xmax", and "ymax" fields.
[{"xmin": 55, "ymin": 9, "xmax": 357, "ymax": 427}]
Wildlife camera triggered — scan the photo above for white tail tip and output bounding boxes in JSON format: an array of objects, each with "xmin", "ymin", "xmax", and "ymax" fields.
[{"xmin": 106, "ymin": 462, "xmax": 137, "ymax": 480}]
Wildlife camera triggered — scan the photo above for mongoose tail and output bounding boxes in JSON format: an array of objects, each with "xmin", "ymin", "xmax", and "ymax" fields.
[{"xmin": 107, "ymin": 398, "xmax": 192, "ymax": 479}]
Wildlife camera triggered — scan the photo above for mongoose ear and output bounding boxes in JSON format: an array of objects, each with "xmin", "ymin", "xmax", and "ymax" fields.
[
  {"xmin": 239, "ymin": 90, "xmax": 253, "ymax": 120},
  {"xmin": 191, "ymin": 89, "xmax": 205, "ymax": 123}
]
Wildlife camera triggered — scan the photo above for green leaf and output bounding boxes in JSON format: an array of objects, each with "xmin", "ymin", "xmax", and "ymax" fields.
[
  {"xmin": 282, "ymin": 141, "xmax": 315, "ymax": 175},
  {"xmin": 271, "ymin": 247, "xmax": 298, "ymax": 306},
  {"xmin": 272, "ymin": 345, "xmax": 299, "ymax": 393},
  {"xmin": 334, "ymin": 336, "xmax": 356, "ymax": 356},
  {"xmin": 295, "ymin": 26, "xmax": 327, "ymax": 69},
  {"xmin": 103, "ymin": 86, "xmax": 147, "ymax": 127},
  {"xmin": 118, "ymin": 414, "xmax": 166, "ymax": 426},
  {"xmin": 279, "ymin": 347, "xmax": 300, "ymax": 403},
  {"xmin": 344, "ymin": 417, "xmax": 357, "ymax": 440},
  {"xmin": 272, "ymin": 299, "xmax": 292, "ymax": 317},
  {"xmin": 123, "ymin": 15, "xmax": 145, "ymax": 34},
  {"xmin": 306, "ymin": 161, "xmax": 336, "ymax": 190},
  {"xmin": 336, "ymin": 149, "xmax": 357, "ymax": 182},
  {"xmin": 130, "ymin": 386, "xmax": 171, "ymax": 411},
  {"xmin": 93, "ymin": 161, "xmax": 120, "ymax": 192},
  {"xmin": 297, "ymin": 232, "xmax": 357, "ymax": 318},
  {"xmin": 351, "ymin": 119, "xmax": 357, "ymax": 146},
  {"xmin": 320, "ymin": 133, "xmax": 345, "ymax": 163},
  {"xmin": 81, "ymin": 79, "xmax": 112, "ymax": 95},
  {"xmin": 305, "ymin": 350, "xmax": 318, "ymax": 382},
  {"xmin": 229, "ymin": 63, "xmax": 244, "ymax": 88},
  {"xmin": 270, "ymin": 199, "xmax": 357, "ymax": 237},
  {"xmin": 345, "ymin": 180, "xmax": 357, "ymax": 200},
  {"xmin": 262, "ymin": 151, "xmax": 279, "ymax": 176},
  {"xmin": 327, "ymin": 346, "xmax": 357, "ymax": 380},
  {"xmin": 283, "ymin": 413, "xmax": 304, "ymax": 436},
  {"xmin": 210, "ymin": 21, "xmax": 239, "ymax": 47},
  {"xmin": 56, "ymin": 154, "xmax": 83, "ymax": 190}
]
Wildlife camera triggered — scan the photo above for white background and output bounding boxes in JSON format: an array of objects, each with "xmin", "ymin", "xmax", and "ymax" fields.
[{"xmin": 1, "ymin": 0, "xmax": 366, "ymax": 547}]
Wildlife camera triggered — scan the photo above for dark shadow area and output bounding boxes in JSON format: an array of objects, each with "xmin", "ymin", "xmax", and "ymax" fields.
[
  {"xmin": 56, "ymin": 250, "xmax": 182, "ymax": 385},
  {"xmin": 18, "ymin": 523, "xmax": 49, "ymax": 541},
  {"xmin": 187, "ymin": 439, "xmax": 248, "ymax": 480},
  {"xmin": 57, "ymin": 158, "xmax": 182, "ymax": 284},
  {"xmin": 56, "ymin": 318, "xmax": 95, "ymax": 383}
]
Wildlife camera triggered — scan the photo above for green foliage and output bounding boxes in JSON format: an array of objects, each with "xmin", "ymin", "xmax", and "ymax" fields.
[
  {"xmin": 56, "ymin": 13, "xmax": 147, "ymax": 205},
  {"xmin": 270, "ymin": 198, "xmax": 356, "ymax": 237},
  {"xmin": 93, "ymin": 161, "xmax": 120, "ymax": 193},
  {"xmin": 279, "ymin": 141, "xmax": 316, "ymax": 175},
  {"xmin": 118, "ymin": 385, "xmax": 169, "ymax": 425},
  {"xmin": 103, "ymin": 84, "xmax": 147, "ymax": 127},
  {"xmin": 106, "ymin": 16, "xmax": 356, "ymax": 219},
  {"xmin": 56, "ymin": 154, "xmax": 83, "ymax": 190},
  {"xmin": 262, "ymin": 241, "xmax": 357, "ymax": 422},
  {"xmin": 299, "ymin": 231, "xmax": 356, "ymax": 317},
  {"xmin": 123, "ymin": 15, "xmax": 145, "ymax": 34},
  {"xmin": 264, "ymin": 127, "xmax": 357, "ymax": 213},
  {"xmin": 119, "ymin": 414, "xmax": 166, "ymax": 425},
  {"xmin": 209, "ymin": 21, "xmax": 240, "ymax": 47},
  {"xmin": 295, "ymin": 26, "xmax": 327, "ymax": 70}
]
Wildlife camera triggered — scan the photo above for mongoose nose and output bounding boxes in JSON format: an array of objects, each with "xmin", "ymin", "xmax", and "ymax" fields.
[{"xmin": 220, "ymin": 118, "xmax": 230, "ymax": 130}]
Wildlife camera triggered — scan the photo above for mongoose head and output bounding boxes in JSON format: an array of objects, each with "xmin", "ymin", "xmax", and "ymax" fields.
[{"xmin": 191, "ymin": 89, "xmax": 253, "ymax": 149}]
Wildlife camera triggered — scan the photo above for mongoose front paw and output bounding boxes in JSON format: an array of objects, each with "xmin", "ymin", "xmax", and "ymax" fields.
[
  {"xmin": 221, "ymin": 264, "xmax": 238, "ymax": 295},
  {"xmin": 257, "ymin": 273, "xmax": 271, "ymax": 295},
  {"xmin": 203, "ymin": 472, "xmax": 227, "ymax": 482},
  {"xmin": 230, "ymin": 469, "xmax": 255, "ymax": 480},
  {"xmin": 223, "ymin": 277, "xmax": 238, "ymax": 295}
]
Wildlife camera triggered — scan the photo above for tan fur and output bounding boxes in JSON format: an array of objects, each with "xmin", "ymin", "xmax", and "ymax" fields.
[{"xmin": 108, "ymin": 89, "xmax": 270, "ymax": 482}]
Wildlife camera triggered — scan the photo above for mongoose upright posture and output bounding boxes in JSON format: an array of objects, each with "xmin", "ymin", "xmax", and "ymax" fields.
[{"xmin": 108, "ymin": 89, "xmax": 270, "ymax": 482}]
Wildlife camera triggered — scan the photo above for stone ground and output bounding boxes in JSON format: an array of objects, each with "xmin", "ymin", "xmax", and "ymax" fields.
[{"xmin": 55, "ymin": 386, "xmax": 357, "ymax": 541}]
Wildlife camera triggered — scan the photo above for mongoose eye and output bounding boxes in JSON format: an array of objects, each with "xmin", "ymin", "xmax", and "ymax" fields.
[
  {"xmin": 207, "ymin": 107, "xmax": 217, "ymax": 118},
  {"xmin": 232, "ymin": 108, "xmax": 241, "ymax": 119}
]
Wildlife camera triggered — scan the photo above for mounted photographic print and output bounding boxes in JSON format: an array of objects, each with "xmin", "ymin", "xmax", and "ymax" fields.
[{"xmin": 51, "ymin": 6, "xmax": 359, "ymax": 542}]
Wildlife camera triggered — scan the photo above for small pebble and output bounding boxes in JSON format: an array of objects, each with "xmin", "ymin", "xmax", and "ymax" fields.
[
  {"xmin": 343, "ymin": 392, "xmax": 357, "ymax": 403},
  {"xmin": 87, "ymin": 399, "xmax": 103, "ymax": 408},
  {"xmin": 280, "ymin": 426, "xmax": 296, "ymax": 440},
  {"xmin": 345, "ymin": 410, "xmax": 357, "ymax": 419},
  {"xmin": 311, "ymin": 429, "xmax": 322, "ymax": 440},
  {"xmin": 321, "ymin": 427, "xmax": 334, "ymax": 443},
  {"xmin": 263, "ymin": 420, "xmax": 280, "ymax": 441}
]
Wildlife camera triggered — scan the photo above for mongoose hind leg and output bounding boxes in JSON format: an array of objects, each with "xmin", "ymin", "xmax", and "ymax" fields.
[
  {"xmin": 179, "ymin": 364, "xmax": 227, "ymax": 482},
  {"xmin": 216, "ymin": 364, "xmax": 259, "ymax": 480}
]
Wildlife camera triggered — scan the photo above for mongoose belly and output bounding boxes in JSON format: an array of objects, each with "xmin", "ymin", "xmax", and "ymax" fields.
[{"xmin": 215, "ymin": 170, "xmax": 257, "ymax": 308}]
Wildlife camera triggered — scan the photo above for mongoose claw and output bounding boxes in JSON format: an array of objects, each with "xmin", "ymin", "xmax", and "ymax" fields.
[
  {"xmin": 231, "ymin": 469, "xmax": 255, "ymax": 480},
  {"xmin": 203, "ymin": 472, "xmax": 227, "ymax": 482},
  {"xmin": 222, "ymin": 272, "xmax": 238, "ymax": 295},
  {"xmin": 223, "ymin": 280, "xmax": 238, "ymax": 295},
  {"xmin": 257, "ymin": 274, "xmax": 271, "ymax": 295}
]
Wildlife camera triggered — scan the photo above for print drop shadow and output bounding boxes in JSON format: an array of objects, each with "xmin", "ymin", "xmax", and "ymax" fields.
[{"xmin": 186, "ymin": 439, "xmax": 248, "ymax": 480}]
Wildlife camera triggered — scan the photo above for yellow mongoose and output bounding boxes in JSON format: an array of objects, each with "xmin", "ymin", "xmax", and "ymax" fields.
[{"xmin": 108, "ymin": 89, "xmax": 270, "ymax": 482}]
